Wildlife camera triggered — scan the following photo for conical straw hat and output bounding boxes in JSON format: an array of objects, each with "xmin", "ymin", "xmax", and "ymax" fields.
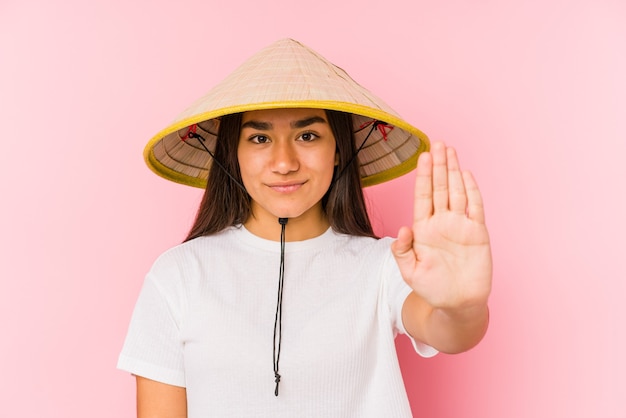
[{"xmin": 144, "ymin": 38, "xmax": 429, "ymax": 188}]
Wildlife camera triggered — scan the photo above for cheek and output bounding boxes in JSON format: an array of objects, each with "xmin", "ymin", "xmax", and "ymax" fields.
[
  {"xmin": 236, "ymin": 159, "xmax": 253, "ymax": 190},
  {"xmin": 309, "ymin": 152, "xmax": 338, "ymax": 184},
  {"xmin": 236, "ymin": 148, "xmax": 257, "ymax": 178}
]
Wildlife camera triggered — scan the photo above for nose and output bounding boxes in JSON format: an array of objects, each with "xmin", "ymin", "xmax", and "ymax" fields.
[{"xmin": 270, "ymin": 141, "xmax": 299, "ymax": 174}]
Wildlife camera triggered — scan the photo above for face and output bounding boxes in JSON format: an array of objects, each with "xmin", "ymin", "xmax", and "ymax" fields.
[{"xmin": 237, "ymin": 108, "xmax": 337, "ymax": 226}]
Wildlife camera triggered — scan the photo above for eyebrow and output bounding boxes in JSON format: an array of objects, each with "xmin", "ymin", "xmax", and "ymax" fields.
[
  {"xmin": 291, "ymin": 116, "xmax": 327, "ymax": 129},
  {"xmin": 241, "ymin": 116, "xmax": 327, "ymax": 130}
]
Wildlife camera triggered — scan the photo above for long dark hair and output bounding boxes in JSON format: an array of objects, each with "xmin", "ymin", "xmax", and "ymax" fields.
[{"xmin": 184, "ymin": 109, "xmax": 376, "ymax": 241}]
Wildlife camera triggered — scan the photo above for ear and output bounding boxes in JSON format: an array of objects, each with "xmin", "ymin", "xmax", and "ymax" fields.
[{"xmin": 335, "ymin": 151, "xmax": 339, "ymax": 166}]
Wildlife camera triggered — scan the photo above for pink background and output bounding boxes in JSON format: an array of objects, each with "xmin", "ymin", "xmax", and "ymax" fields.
[{"xmin": 1, "ymin": 0, "xmax": 625, "ymax": 416}]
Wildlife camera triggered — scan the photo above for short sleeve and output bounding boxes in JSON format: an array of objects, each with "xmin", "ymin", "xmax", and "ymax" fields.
[
  {"xmin": 117, "ymin": 255, "xmax": 187, "ymax": 387},
  {"xmin": 382, "ymin": 241, "xmax": 438, "ymax": 358}
]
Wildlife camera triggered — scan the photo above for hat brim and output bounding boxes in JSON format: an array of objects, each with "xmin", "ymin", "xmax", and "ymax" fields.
[{"xmin": 145, "ymin": 100, "xmax": 429, "ymax": 188}]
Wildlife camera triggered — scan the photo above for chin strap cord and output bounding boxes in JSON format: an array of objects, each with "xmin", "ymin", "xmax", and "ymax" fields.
[
  {"xmin": 333, "ymin": 120, "xmax": 382, "ymax": 184},
  {"xmin": 273, "ymin": 217, "xmax": 288, "ymax": 396},
  {"xmin": 184, "ymin": 126, "xmax": 248, "ymax": 194}
]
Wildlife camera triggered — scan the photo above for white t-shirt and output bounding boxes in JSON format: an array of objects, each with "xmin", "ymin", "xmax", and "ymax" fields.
[{"xmin": 118, "ymin": 225, "xmax": 436, "ymax": 417}]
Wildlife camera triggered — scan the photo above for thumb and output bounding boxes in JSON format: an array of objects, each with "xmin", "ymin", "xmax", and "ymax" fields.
[{"xmin": 391, "ymin": 226, "xmax": 417, "ymax": 277}]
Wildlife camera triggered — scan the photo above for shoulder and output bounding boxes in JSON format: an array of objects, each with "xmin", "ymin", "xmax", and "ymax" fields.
[
  {"xmin": 327, "ymin": 230, "xmax": 395, "ymax": 260},
  {"xmin": 331, "ymin": 229, "xmax": 393, "ymax": 247},
  {"xmin": 147, "ymin": 227, "xmax": 242, "ymax": 280},
  {"xmin": 338, "ymin": 233, "xmax": 399, "ymax": 280}
]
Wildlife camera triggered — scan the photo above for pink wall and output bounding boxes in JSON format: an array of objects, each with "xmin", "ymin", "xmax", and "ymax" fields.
[{"xmin": 1, "ymin": 0, "xmax": 624, "ymax": 417}]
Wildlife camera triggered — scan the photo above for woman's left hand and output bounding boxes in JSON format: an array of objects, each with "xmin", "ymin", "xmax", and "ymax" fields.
[{"xmin": 391, "ymin": 141, "xmax": 492, "ymax": 312}]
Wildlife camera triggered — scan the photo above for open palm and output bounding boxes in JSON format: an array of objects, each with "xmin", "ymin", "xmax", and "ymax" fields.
[{"xmin": 392, "ymin": 142, "xmax": 492, "ymax": 310}]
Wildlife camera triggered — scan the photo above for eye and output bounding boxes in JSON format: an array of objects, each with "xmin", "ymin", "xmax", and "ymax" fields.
[
  {"xmin": 298, "ymin": 132, "xmax": 319, "ymax": 142},
  {"xmin": 249, "ymin": 135, "xmax": 270, "ymax": 144}
]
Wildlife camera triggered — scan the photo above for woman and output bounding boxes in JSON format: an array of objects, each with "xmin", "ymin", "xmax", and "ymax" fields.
[{"xmin": 118, "ymin": 39, "xmax": 492, "ymax": 417}]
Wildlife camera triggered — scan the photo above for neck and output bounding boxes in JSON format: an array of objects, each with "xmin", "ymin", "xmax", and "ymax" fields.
[{"xmin": 244, "ymin": 204, "xmax": 330, "ymax": 242}]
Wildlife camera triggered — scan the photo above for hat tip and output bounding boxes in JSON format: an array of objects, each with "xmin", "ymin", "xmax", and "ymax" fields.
[{"xmin": 274, "ymin": 37, "xmax": 302, "ymax": 46}]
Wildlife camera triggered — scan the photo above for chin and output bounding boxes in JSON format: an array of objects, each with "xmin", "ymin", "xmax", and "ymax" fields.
[
  {"xmin": 253, "ymin": 199, "xmax": 324, "ymax": 223},
  {"xmin": 270, "ymin": 210, "xmax": 307, "ymax": 220},
  {"xmin": 268, "ymin": 205, "xmax": 318, "ymax": 221}
]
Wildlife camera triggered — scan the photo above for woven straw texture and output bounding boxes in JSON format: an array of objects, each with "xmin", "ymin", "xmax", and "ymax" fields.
[{"xmin": 145, "ymin": 38, "xmax": 429, "ymax": 188}]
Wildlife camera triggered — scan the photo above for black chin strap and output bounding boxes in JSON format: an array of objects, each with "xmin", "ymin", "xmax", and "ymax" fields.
[
  {"xmin": 186, "ymin": 130, "xmax": 248, "ymax": 194},
  {"xmin": 273, "ymin": 217, "xmax": 288, "ymax": 396},
  {"xmin": 331, "ymin": 120, "xmax": 382, "ymax": 186}
]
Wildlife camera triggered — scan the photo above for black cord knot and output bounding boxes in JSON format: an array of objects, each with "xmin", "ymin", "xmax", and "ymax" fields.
[{"xmin": 274, "ymin": 372, "xmax": 281, "ymax": 396}]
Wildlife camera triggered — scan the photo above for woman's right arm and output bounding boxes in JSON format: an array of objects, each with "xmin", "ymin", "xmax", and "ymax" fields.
[{"xmin": 136, "ymin": 376, "xmax": 187, "ymax": 418}]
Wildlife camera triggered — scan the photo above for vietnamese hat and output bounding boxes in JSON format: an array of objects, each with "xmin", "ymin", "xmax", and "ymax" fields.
[{"xmin": 144, "ymin": 38, "xmax": 429, "ymax": 188}]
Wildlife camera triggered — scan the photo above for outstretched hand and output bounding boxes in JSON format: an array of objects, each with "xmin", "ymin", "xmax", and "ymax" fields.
[{"xmin": 391, "ymin": 141, "xmax": 492, "ymax": 312}]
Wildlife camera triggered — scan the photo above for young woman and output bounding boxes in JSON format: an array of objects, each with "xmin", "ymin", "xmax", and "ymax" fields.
[{"xmin": 119, "ymin": 39, "xmax": 492, "ymax": 418}]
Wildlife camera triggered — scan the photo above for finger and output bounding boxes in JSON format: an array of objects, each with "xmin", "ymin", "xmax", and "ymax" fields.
[
  {"xmin": 462, "ymin": 171, "xmax": 486, "ymax": 224},
  {"xmin": 414, "ymin": 150, "xmax": 433, "ymax": 223},
  {"xmin": 391, "ymin": 226, "xmax": 417, "ymax": 274},
  {"xmin": 446, "ymin": 147, "xmax": 467, "ymax": 215},
  {"xmin": 431, "ymin": 142, "xmax": 449, "ymax": 213}
]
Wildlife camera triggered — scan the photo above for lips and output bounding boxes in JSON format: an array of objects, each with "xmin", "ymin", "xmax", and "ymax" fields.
[{"xmin": 266, "ymin": 181, "xmax": 306, "ymax": 193}]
